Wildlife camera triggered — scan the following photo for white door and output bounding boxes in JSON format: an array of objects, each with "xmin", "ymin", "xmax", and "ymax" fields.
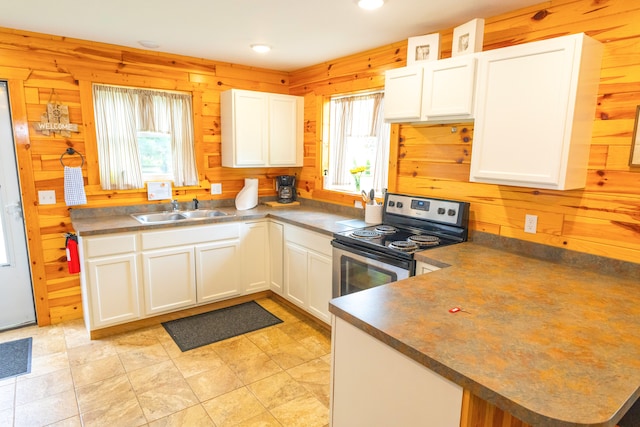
[{"xmin": 0, "ymin": 81, "xmax": 36, "ymax": 330}]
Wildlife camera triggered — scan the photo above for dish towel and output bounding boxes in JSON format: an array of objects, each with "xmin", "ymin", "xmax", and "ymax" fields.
[{"xmin": 64, "ymin": 166, "xmax": 87, "ymax": 206}]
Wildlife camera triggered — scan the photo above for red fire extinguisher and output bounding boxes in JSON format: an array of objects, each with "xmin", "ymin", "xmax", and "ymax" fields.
[{"xmin": 65, "ymin": 233, "xmax": 81, "ymax": 274}]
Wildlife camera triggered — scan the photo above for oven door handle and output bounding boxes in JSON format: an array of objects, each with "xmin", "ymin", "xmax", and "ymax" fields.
[{"xmin": 331, "ymin": 240, "xmax": 413, "ymax": 271}]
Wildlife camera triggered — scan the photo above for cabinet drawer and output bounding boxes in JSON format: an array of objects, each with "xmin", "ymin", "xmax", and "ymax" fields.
[
  {"xmin": 84, "ymin": 233, "xmax": 137, "ymax": 258},
  {"xmin": 141, "ymin": 223, "xmax": 240, "ymax": 250},
  {"xmin": 284, "ymin": 224, "xmax": 332, "ymax": 256}
]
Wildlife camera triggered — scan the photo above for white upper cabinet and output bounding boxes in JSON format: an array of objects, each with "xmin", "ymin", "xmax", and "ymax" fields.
[
  {"xmin": 384, "ymin": 65, "xmax": 424, "ymax": 122},
  {"xmin": 221, "ymin": 89, "xmax": 303, "ymax": 168},
  {"xmin": 421, "ymin": 56, "xmax": 477, "ymax": 121},
  {"xmin": 384, "ymin": 56, "xmax": 477, "ymax": 123},
  {"xmin": 470, "ymin": 33, "xmax": 603, "ymax": 190}
]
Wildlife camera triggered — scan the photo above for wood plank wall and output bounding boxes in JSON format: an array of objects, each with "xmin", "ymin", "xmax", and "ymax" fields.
[
  {"xmin": 290, "ymin": 0, "xmax": 640, "ymax": 266},
  {"xmin": 1, "ymin": 0, "xmax": 639, "ymax": 326},
  {"xmin": 0, "ymin": 29, "xmax": 300, "ymax": 325}
]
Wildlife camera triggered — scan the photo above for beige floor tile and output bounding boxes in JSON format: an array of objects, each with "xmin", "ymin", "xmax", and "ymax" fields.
[
  {"xmin": 264, "ymin": 341, "xmax": 318, "ymax": 370},
  {"xmin": 270, "ymin": 395, "xmax": 329, "ymax": 427},
  {"xmin": 13, "ymin": 389, "xmax": 78, "ymax": 427},
  {"xmin": 227, "ymin": 351, "xmax": 284, "ymax": 384},
  {"xmin": 109, "ymin": 327, "xmax": 164, "ymax": 354},
  {"xmin": 66, "ymin": 338, "xmax": 118, "ymax": 366},
  {"xmin": 213, "ymin": 335, "xmax": 264, "ymax": 362},
  {"xmin": 248, "ymin": 371, "xmax": 311, "ymax": 410},
  {"xmin": 172, "ymin": 345, "xmax": 225, "ymax": 378},
  {"xmin": 25, "ymin": 351, "xmax": 70, "ymax": 379},
  {"xmin": 0, "ymin": 297, "xmax": 332, "ymax": 427},
  {"xmin": 15, "ymin": 367, "xmax": 74, "ymax": 406},
  {"xmin": 119, "ymin": 342, "xmax": 170, "ymax": 372},
  {"xmin": 136, "ymin": 380, "xmax": 199, "ymax": 422},
  {"xmin": 148, "ymin": 404, "xmax": 214, "ymax": 427},
  {"xmin": 287, "ymin": 359, "xmax": 331, "ymax": 407},
  {"xmin": 70, "ymin": 354, "xmax": 125, "ymax": 387},
  {"xmin": 235, "ymin": 410, "xmax": 283, "ymax": 426},
  {"xmin": 247, "ymin": 327, "xmax": 298, "ymax": 353},
  {"xmin": 75, "ymin": 373, "xmax": 136, "ymax": 414},
  {"xmin": 79, "ymin": 395, "xmax": 146, "ymax": 427},
  {"xmin": 202, "ymin": 387, "xmax": 267, "ymax": 427},
  {"xmin": 30, "ymin": 328, "xmax": 67, "ymax": 358},
  {"xmin": 185, "ymin": 362, "xmax": 244, "ymax": 402},
  {"xmin": 47, "ymin": 415, "xmax": 82, "ymax": 426}
]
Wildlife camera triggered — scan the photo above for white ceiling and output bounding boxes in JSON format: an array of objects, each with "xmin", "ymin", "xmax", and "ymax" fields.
[{"xmin": 0, "ymin": 0, "xmax": 542, "ymax": 72}]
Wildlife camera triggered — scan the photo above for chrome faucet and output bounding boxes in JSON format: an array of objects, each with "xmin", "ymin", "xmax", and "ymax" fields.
[{"xmin": 171, "ymin": 199, "xmax": 179, "ymax": 211}]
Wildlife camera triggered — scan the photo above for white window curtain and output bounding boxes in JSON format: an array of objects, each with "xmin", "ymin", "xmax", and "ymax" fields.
[
  {"xmin": 328, "ymin": 92, "xmax": 389, "ymax": 192},
  {"xmin": 93, "ymin": 84, "xmax": 198, "ymax": 190}
]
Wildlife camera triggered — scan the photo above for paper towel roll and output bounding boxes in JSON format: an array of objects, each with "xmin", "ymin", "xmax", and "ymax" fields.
[{"xmin": 235, "ymin": 178, "xmax": 258, "ymax": 210}]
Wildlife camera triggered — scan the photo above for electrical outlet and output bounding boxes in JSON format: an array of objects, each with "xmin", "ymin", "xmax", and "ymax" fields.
[
  {"xmin": 524, "ymin": 214, "xmax": 538, "ymax": 234},
  {"xmin": 354, "ymin": 200, "xmax": 363, "ymax": 209},
  {"xmin": 210, "ymin": 183, "xmax": 222, "ymax": 195},
  {"xmin": 38, "ymin": 190, "xmax": 56, "ymax": 205}
]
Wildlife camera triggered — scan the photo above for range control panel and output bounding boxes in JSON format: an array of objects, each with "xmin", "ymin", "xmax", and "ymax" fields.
[{"xmin": 384, "ymin": 193, "xmax": 467, "ymax": 226}]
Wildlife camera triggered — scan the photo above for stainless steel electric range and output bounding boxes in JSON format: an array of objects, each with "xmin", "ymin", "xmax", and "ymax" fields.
[{"xmin": 332, "ymin": 192, "xmax": 470, "ymax": 297}]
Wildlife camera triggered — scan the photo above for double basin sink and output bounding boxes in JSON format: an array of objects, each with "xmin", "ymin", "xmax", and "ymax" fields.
[{"xmin": 131, "ymin": 209, "xmax": 231, "ymax": 224}]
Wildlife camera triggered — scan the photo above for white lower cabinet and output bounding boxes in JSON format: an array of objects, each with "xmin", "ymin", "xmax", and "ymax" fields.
[
  {"xmin": 331, "ymin": 317, "xmax": 463, "ymax": 426},
  {"xmin": 80, "ymin": 233, "xmax": 142, "ymax": 330},
  {"xmin": 283, "ymin": 224, "xmax": 332, "ymax": 324},
  {"xmin": 142, "ymin": 246, "xmax": 196, "ymax": 315},
  {"xmin": 196, "ymin": 240, "xmax": 241, "ymax": 303},
  {"xmin": 268, "ymin": 220, "xmax": 284, "ymax": 295},
  {"xmin": 241, "ymin": 220, "xmax": 270, "ymax": 294},
  {"xmin": 79, "ymin": 219, "xmax": 333, "ymax": 332}
]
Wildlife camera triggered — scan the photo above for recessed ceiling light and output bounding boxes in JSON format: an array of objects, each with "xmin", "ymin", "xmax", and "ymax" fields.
[
  {"xmin": 358, "ymin": 0, "xmax": 384, "ymax": 10},
  {"xmin": 251, "ymin": 44, "xmax": 271, "ymax": 54},
  {"xmin": 138, "ymin": 40, "xmax": 160, "ymax": 49}
]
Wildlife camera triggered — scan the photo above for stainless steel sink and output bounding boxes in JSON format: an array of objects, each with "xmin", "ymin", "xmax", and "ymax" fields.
[
  {"xmin": 131, "ymin": 209, "xmax": 230, "ymax": 224},
  {"xmin": 131, "ymin": 212, "xmax": 187, "ymax": 224},
  {"xmin": 179, "ymin": 209, "xmax": 229, "ymax": 219}
]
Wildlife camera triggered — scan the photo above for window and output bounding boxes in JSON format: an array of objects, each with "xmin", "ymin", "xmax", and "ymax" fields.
[
  {"xmin": 323, "ymin": 91, "xmax": 390, "ymax": 195},
  {"xmin": 92, "ymin": 84, "xmax": 198, "ymax": 190}
]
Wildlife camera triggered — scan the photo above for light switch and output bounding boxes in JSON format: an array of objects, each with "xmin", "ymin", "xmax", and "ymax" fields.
[
  {"xmin": 211, "ymin": 183, "xmax": 222, "ymax": 195},
  {"xmin": 38, "ymin": 190, "xmax": 56, "ymax": 205}
]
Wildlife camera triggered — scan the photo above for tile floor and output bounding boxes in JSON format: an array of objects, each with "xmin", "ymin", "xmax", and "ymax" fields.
[{"xmin": 0, "ymin": 298, "xmax": 332, "ymax": 427}]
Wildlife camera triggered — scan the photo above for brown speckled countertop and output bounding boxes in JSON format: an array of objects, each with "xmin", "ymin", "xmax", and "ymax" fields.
[
  {"xmin": 329, "ymin": 242, "xmax": 640, "ymax": 427},
  {"xmin": 70, "ymin": 200, "xmax": 366, "ymax": 237}
]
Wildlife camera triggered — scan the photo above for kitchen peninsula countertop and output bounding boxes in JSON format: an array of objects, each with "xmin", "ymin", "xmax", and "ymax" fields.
[{"xmin": 329, "ymin": 241, "xmax": 640, "ymax": 427}]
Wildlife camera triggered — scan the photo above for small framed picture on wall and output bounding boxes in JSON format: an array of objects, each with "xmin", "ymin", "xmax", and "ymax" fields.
[
  {"xmin": 452, "ymin": 18, "xmax": 485, "ymax": 56},
  {"xmin": 407, "ymin": 33, "xmax": 440, "ymax": 65}
]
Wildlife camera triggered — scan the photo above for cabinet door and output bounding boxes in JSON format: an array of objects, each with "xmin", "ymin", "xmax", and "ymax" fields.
[
  {"xmin": 383, "ymin": 66, "xmax": 424, "ymax": 122},
  {"xmin": 268, "ymin": 95, "xmax": 303, "ymax": 166},
  {"xmin": 307, "ymin": 251, "xmax": 332, "ymax": 323},
  {"xmin": 470, "ymin": 34, "xmax": 601, "ymax": 189},
  {"xmin": 142, "ymin": 247, "xmax": 196, "ymax": 315},
  {"xmin": 241, "ymin": 221, "xmax": 269, "ymax": 293},
  {"xmin": 422, "ymin": 56, "xmax": 476, "ymax": 120},
  {"xmin": 86, "ymin": 253, "xmax": 141, "ymax": 329},
  {"xmin": 196, "ymin": 240, "xmax": 241, "ymax": 303},
  {"xmin": 222, "ymin": 90, "xmax": 268, "ymax": 167},
  {"xmin": 284, "ymin": 242, "xmax": 308, "ymax": 307},
  {"xmin": 269, "ymin": 221, "xmax": 284, "ymax": 295}
]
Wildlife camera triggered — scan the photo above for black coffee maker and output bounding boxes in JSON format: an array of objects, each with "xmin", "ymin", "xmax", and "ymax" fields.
[{"xmin": 276, "ymin": 175, "xmax": 296, "ymax": 204}]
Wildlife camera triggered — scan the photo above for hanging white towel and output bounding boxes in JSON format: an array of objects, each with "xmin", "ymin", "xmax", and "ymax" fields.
[{"xmin": 64, "ymin": 166, "xmax": 87, "ymax": 206}]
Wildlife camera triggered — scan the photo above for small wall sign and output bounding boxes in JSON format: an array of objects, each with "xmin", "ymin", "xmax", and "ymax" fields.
[{"xmin": 34, "ymin": 91, "xmax": 80, "ymax": 137}]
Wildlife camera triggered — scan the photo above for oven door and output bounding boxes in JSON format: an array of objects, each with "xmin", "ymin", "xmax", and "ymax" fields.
[{"xmin": 331, "ymin": 240, "xmax": 412, "ymax": 298}]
